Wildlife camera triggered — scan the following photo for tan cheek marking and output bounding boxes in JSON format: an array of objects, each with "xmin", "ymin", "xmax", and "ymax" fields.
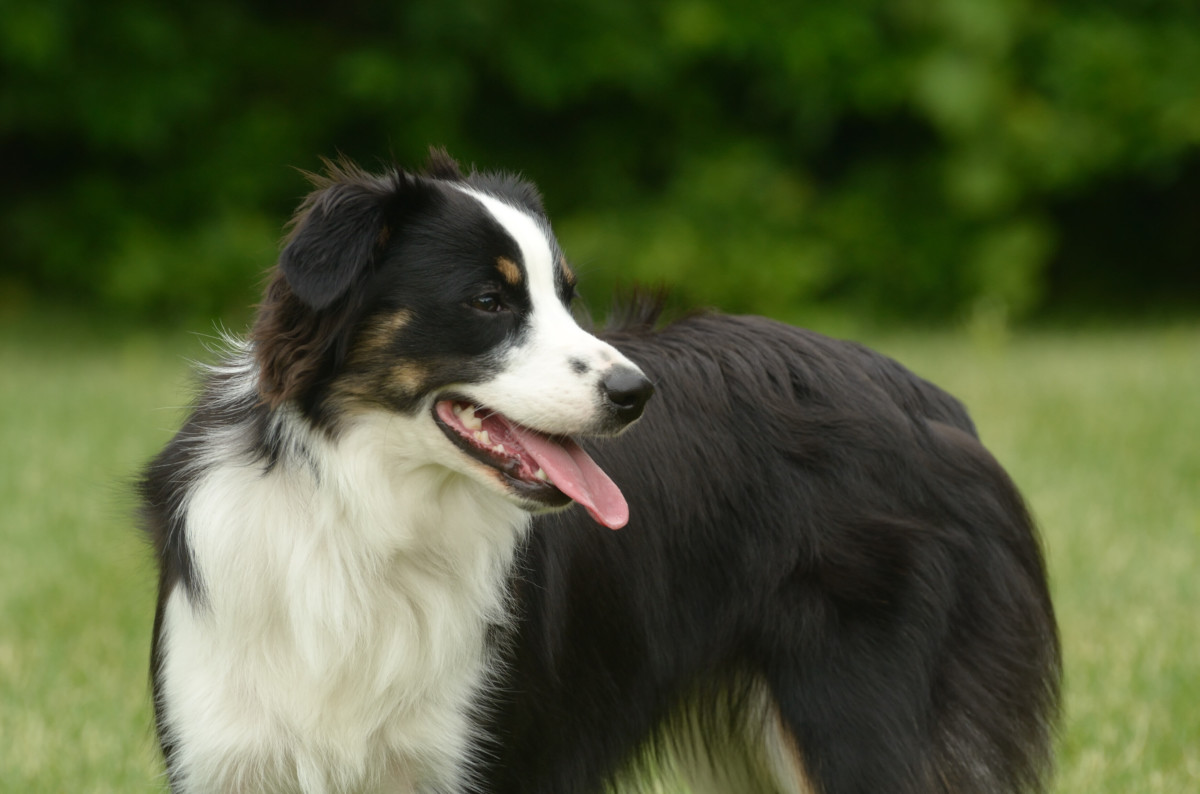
[
  {"xmin": 386, "ymin": 362, "xmax": 428, "ymax": 395},
  {"xmin": 352, "ymin": 310, "xmax": 413, "ymax": 362},
  {"xmin": 560, "ymin": 256, "xmax": 576, "ymax": 288},
  {"xmin": 333, "ymin": 310, "xmax": 422, "ymax": 409},
  {"xmin": 496, "ymin": 256, "xmax": 522, "ymax": 286}
]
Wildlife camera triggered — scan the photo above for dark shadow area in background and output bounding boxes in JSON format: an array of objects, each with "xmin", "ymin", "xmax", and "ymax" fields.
[{"xmin": 1047, "ymin": 154, "xmax": 1200, "ymax": 319}]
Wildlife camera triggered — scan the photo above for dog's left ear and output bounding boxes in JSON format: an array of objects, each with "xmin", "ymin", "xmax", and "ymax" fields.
[
  {"xmin": 279, "ymin": 161, "xmax": 398, "ymax": 310},
  {"xmin": 254, "ymin": 160, "xmax": 413, "ymax": 407}
]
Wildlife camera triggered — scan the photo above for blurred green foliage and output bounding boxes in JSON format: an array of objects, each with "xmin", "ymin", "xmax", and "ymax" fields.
[{"xmin": 3, "ymin": 0, "xmax": 1199, "ymax": 323}]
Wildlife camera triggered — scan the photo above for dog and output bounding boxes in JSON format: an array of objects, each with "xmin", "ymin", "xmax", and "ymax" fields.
[{"xmin": 140, "ymin": 150, "xmax": 1060, "ymax": 793}]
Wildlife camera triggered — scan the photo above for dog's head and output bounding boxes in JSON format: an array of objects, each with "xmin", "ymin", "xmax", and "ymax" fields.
[{"xmin": 250, "ymin": 150, "xmax": 651, "ymax": 528}]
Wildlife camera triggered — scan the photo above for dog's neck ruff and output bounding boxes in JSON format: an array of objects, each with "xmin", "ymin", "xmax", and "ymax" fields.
[{"xmin": 158, "ymin": 348, "xmax": 529, "ymax": 793}]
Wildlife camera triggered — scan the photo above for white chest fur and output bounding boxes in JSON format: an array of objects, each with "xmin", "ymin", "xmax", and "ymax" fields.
[{"xmin": 157, "ymin": 411, "xmax": 529, "ymax": 793}]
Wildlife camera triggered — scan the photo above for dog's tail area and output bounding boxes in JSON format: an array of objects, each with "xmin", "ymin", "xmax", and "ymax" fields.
[{"xmin": 603, "ymin": 284, "xmax": 671, "ymax": 333}]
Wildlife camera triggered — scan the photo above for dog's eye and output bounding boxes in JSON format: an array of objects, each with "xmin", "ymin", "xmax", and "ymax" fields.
[{"xmin": 470, "ymin": 294, "xmax": 504, "ymax": 313}]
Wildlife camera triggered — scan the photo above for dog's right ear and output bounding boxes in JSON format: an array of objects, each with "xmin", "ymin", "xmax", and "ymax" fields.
[{"xmin": 279, "ymin": 160, "xmax": 401, "ymax": 310}]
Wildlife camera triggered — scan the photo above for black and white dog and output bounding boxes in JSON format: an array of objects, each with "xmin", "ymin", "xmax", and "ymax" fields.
[{"xmin": 141, "ymin": 151, "xmax": 1060, "ymax": 793}]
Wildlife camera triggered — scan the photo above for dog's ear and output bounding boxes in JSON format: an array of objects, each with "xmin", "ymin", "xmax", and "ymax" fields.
[
  {"xmin": 279, "ymin": 160, "xmax": 397, "ymax": 310},
  {"xmin": 253, "ymin": 160, "xmax": 414, "ymax": 407}
]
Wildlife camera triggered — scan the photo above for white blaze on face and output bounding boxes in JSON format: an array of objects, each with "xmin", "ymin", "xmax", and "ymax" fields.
[{"xmin": 453, "ymin": 186, "xmax": 642, "ymax": 436}]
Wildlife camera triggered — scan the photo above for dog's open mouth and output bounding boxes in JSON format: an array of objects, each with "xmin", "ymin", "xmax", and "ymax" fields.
[{"xmin": 433, "ymin": 399, "xmax": 629, "ymax": 529}]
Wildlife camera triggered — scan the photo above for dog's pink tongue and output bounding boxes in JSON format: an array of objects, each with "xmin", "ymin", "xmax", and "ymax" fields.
[{"xmin": 511, "ymin": 428, "xmax": 628, "ymax": 530}]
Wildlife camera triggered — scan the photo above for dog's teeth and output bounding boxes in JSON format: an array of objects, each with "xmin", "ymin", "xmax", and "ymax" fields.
[
  {"xmin": 534, "ymin": 468, "xmax": 548, "ymax": 481},
  {"xmin": 493, "ymin": 444, "xmax": 506, "ymax": 455},
  {"xmin": 478, "ymin": 430, "xmax": 490, "ymax": 445},
  {"xmin": 453, "ymin": 402, "xmax": 482, "ymax": 430}
]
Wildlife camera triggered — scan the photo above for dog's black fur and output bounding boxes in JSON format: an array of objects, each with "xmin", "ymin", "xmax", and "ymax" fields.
[
  {"xmin": 143, "ymin": 152, "xmax": 1059, "ymax": 793},
  {"xmin": 484, "ymin": 305, "xmax": 1060, "ymax": 792}
]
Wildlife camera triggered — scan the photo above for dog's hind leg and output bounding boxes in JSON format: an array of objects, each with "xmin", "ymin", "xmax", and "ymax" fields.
[
  {"xmin": 665, "ymin": 683, "xmax": 817, "ymax": 794},
  {"xmin": 759, "ymin": 648, "xmax": 937, "ymax": 794},
  {"xmin": 758, "ymin": 704, "xmax": 820, "ymax": 794}
]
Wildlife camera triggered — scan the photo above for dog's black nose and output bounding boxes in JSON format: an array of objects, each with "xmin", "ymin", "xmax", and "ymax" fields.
[{"xmin": 601, "ymin": 366, "xmax": 654, "ymax": 424}]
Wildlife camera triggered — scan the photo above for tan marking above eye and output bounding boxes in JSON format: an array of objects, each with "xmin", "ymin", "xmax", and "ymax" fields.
[{"xmin": 496, "ymin": 256, "xmax": 522, "ymax": 286}]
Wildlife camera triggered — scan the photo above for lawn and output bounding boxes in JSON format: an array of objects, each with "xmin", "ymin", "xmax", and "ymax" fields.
[{"xmin": 1, "ymin": 314, "xmax": 1196, "ymax": 793}]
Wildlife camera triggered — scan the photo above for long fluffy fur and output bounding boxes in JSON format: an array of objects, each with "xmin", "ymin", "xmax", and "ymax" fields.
[
  {"xmin": 485, "ymin": 311, "xmax": 1060, "ymax": 793},
  {"xmin": 141, "ymin": 152, "xmax": 1059, "ymax": 794}
]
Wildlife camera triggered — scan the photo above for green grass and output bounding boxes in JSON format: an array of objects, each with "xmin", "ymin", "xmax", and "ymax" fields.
[{"xmin": 1, "ymin": 316, "xmax": 1197, "ymax": 792}]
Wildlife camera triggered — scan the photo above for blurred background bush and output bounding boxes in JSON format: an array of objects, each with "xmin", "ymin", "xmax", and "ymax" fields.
[{"xmin": 3, "ymin": 0, "xmax": 1199, "ymax": 326}]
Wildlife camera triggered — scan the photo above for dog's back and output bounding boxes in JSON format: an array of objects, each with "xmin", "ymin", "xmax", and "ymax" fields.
[{"xmin": 483, "ymin": 311, "xmax": 1059, "ymax": 794}]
